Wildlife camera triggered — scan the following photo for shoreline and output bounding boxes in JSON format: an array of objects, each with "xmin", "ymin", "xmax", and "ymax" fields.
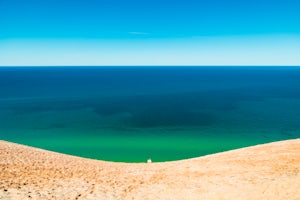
[{"xmin": 1, "ymin": 139, "xmax": 300, "ymax": 199}]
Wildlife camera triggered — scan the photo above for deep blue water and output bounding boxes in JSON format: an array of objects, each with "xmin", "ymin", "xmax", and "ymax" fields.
[{"xmin": 0, "ymin": 66, "xmax": 299, "ymax": 162}]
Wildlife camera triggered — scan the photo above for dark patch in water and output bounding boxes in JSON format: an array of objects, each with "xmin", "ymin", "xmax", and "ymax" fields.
[
  {"xmin": 92, "ymin": 99, "xmax": 129, "ymax": 116},
  {"xmin": 92, "ymin": 93, "xmax": 222, "ymax": 128},
  {"xmin": 130, "ymin": 108, "xmax": 215, "ymax": 128},
  {"xmin": 34, "ymin": 123, "xmax": 66, "ymax": 130},
  {"xmin": 92, "ymin": 91, "xmax": 239, "ymax": 116}
]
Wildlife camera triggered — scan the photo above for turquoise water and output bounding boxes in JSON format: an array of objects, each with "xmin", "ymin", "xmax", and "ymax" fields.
[{"xmin": 0, "ymin": 67, "xmax": 299, "ymax": 162}]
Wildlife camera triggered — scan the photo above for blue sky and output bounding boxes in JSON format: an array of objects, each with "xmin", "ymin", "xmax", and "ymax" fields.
[{"xmin": 0, "ymin": 0, "xmax": 300, "ymax": 66}]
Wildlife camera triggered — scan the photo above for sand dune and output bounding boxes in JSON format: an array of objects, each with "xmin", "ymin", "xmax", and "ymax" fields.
[{"xmin": 0, "ymin": 139, "xmax": 299, "ymax": 200}]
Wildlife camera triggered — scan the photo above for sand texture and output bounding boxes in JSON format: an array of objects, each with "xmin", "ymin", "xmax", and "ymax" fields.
[{"xmin": 0, "ymin": 139, "xmax": 300, "ymax": 200}]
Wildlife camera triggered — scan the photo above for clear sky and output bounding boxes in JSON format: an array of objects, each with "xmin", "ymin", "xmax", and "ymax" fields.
[{"xmin": 0, "ymin": 0, "xmax": 300, "ymax": 66}]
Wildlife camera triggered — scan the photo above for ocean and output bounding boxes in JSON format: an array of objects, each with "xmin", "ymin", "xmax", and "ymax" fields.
[{"xmin": 0, "ymin": 66, "xmax": 299, "ymax": 162}]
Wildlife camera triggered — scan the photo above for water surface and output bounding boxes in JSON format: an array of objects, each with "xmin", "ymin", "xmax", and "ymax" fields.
[{"xmin": 0, "ymin": 66, "xmax": 299, "ymax": 162}]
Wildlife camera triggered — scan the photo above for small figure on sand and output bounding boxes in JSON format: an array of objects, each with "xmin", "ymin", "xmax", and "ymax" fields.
[{"xmin": 147, "ymin": 158, "xmax": 152, "ymax": 163}]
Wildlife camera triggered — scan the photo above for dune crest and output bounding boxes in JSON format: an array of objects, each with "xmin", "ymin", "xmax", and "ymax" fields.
[{"xmin": 0, "ymin": 139, "xmax": 300, "ymax": 199}]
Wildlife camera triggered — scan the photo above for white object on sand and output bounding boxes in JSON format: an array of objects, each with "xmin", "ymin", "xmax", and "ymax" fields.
[{"xmin": 147, "ymin": 158, "xmax": 152, "ymax": 163}]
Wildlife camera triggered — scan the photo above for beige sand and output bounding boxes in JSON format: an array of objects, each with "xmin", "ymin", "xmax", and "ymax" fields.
[{"xmin": 0, "ymin": 139, "xmax": 299, "ymax": 200}]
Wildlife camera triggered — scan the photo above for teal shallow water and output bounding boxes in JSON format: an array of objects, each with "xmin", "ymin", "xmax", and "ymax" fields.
[
  {"xmin": 0, "ymin": 67, "xmax": 300, "ymax": 162},
  {"xmin": 1, "ymin": 96, "xmax": 298, "ymax": 162}
]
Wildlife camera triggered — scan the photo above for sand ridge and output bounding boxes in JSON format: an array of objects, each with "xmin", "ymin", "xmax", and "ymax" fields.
[{"xmin": 0, "ymin": 139, "xmax": 300, "ymax": 199}]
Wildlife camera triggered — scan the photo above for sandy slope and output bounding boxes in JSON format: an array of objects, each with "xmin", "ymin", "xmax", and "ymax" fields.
[{"xmin": 0, "ymin": 139, "xmax": 299, "ymax": 200}]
